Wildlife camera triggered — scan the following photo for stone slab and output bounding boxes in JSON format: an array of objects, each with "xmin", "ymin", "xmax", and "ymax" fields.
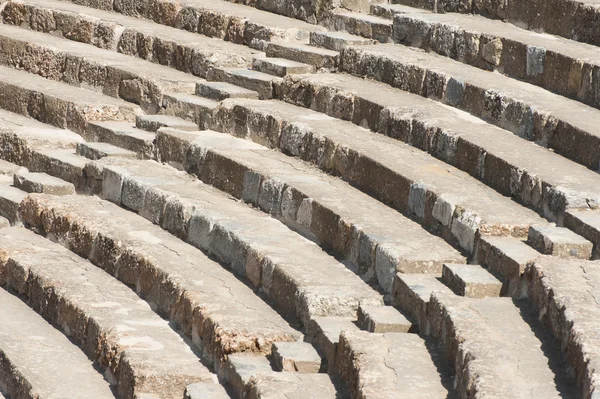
[
  {"xmin": 357, "ymin": 304, "xmax": 412, "ymax": 333},
  {"xmin": 442, "ymin": 263, "xmax": 502, "ymax": 298},
  {"xmin": 528, "ymin": 224, "xmax": 594, "ymax": 259},
  {"xmin": 272, "ymin": 342, "xmax": 322, "ymax": 373},
  {"xmin": 14, "ymin": 171, "xmax": 75, "ymax": 195}
]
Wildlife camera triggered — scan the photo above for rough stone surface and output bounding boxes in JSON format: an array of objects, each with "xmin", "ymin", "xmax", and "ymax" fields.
[
  {"xmin": 14, "ymin": 171, "xmax": 75, "ymax": 195},
  {"xmin": 528, "ymin": 224, "xmax": 594, "ymax": 259},
  {"xmin": 442, "ymin": 263, "xmax": 503, "ymax": 298},
  {"xmin": 272, "ymin": 342, "xmax": 322, "ymax": 373},
  {"xmin": 357, "ymin": 304, "xmax": 412, "ymax": 333}
]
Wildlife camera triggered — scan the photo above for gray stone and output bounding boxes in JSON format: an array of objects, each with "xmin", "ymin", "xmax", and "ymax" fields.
[
  {"xmin": 185, "ymin": 383, "xmax": 230, "ymax": 399},
  {"xmin": 13, "ymin": 171, "xmax": 75, "ymax": 196},
  {"xmin": 272, "ymin": 342, "xmax": 322, "ymax": 373},
  {"xmin": 442, "ymin": 263, "xmax": 502, "ymax": 298},
  {"xmin": 528, "ymin": 224, "xmax": 594, "ymax": 259},
  {"xmin": 196, "ymin": 81, "xmax": 259, "ymax": 101},
  {"xmin": 357, "ymin": 304, "xmax": 412, "ymax": 333}
]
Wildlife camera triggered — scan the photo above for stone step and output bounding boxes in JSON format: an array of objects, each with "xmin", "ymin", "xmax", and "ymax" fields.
[
  {"xmin": 21, "ymin": 194, "xmax": 301, "ymax": 375},
  {"xmin": 0, "ymin": 216, "xmax": 10, "ymax": 229},
  {"xmin": 224, "ymin": 353, "xmax": 342, "ymax": 398},
  {"xmin": 0, "ymin": 181, "xmax": 28, "ymax": 225},
  {"xmin": 27, "ymin": 149, "xmax": 91, "ymax": 192},
  {"xmin": 388, "ymin": 0, "xmax": 600, "ymax": 47},
  {"xmin": 155, "ymin": 128, "xmax": 465, "ymax": 293},
  {"xmin": 135, "ymin": 114, "xmax": 198, "ymax": 133},
  {"xmin": 272, "ymin": 341, "xmax": 322, "ymax": 373},
  {"xmin": 526, "ymin": 256, "xmax": 600, "ymax": 398},
  {"xmin": 0, "ymin": 227, "xmax": 215, "ymax": 398},
  {"xmin": 77, "ymin": 142, "xmax": 139, "ymax": 160},
  {"xmin": 84, "ymin": 156, "xmax": 383, "ymax": 326},
  {"xmin": 211, "ymin": 98, "xmax": 545, "ymax": 254},
  {"xmin": 308, "ymin": 317, "xmax": 359, "ymax": 372},
  {"xmin": 340, "ymin": 43, "xmax": 600, "ymax": 171},
  {"xmin": 441, "ymin": 263, "xmax": 503, "ymax": 298},
  {"xmin": 0, "ymin": 287, "xmax": 115, "ymax": 399},
  {"xmin": 280, "ymin": 73, "xmax": 600, "ymax": 223},
  {"xmin": 86, "ymin": 121, "xmax": 156, "ymax": 159},
  {"xmin": 429, "ymin": 292, "xmax": 572, "ymax": 398},
  {"xmin": 528, "ymin": 224, "xmax": 594, "ymax": 259},
  {"xmin": 13, "ymin": 171, "xmax": 75, "ymax": 195},
  {"xmin": 325, "ymin": 10, "xmax": 394, "ymax": 43},
  {"xmin": 336, "ymin": 330, "xmax": 448, "ymax": 398},
  {"xmin": 0, "ymin": 65, "xmax": 141, "ymax": 135},
  {"xmin": 474, "ymin": 235, "xmax": 542, "ymax": 297},
  {"xmin": 2, "ymin": 0, "xmax": 261, "ymax": 77},
  {"xmin": 196, "ymin": 81, "xmax": 260, "ymax": 101},
  {"xmin": 185, "ymin": 383, "xmax": 230, "ymax": 399},
  {"xmin": 161, "ymin": 93, "xmax": 218, "ymax": 129},
  {"xmin": 207, "ymin": 68, "xmax": 283, "ymax": 99},
  {"xmin": 252, "ymin": 57, "xmax": 314, "ymax": 77},
  {"xmin": 391, "ymin": 273, "xmax": 453, "ymax": 335},
  {"xmin": 564, "ymin": 209, "xmax": 600, "ymax": 259},
  {"xmin": 309, "ymin": 31, "xmax": 376, "ymax": 51},
  {"xmin": 357, "ymin": 304, "xmax": 412, "ymax": 333},
  {"xmin": 52, "ymin": 0, "xmax": 325, "ymax": 48},
  {"xmin": 0, "ymin": 23, "xmax": 199, "ymax": 113},
  {"xmin": 382, "ymin": 6, "xmax": 600, "ymax": 110},
  {"xmin": 264, "ymin": 42, "xmax": 339, "ymax": 70}
]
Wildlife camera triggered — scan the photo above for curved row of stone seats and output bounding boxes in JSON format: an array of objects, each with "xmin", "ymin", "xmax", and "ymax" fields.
[
  {"xmin": 81, "ymin": 156, "xmax": 383, "ymax": 325},
  {"xmin": 0, "ymin": 226, "xmax": 216, "ymax": 398},
  {"xmin": 209, "ymin": 97, "xmax": 545, "ymax": 254},
  {"xmin": 20, "ymin": 193, "xmax": 301, "ymax": 375},
  {"xmin": 390, "ymin": 0, "xmax": 600, "ymax": 48},
  {"xmin": 154, "ymin": 128, "xmax": 465, "ymax": 292},
  {"xmin": 1, "ymin": 0, "xmax": 262, "ymax": 76},
  {"xmin": 0, "ymin": 287, "xmax": 115, "ymax": 399},
  {"xmin": 525, "ymin": 256, "xmax": 600, "ymax": 399},
  {"xmin": 278, "ymin": 73, "xmax": 600, "ymax": 223}
]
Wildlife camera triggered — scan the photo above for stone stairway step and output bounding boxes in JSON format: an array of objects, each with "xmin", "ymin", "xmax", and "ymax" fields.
[
  {"xmin": 474, "ymin": 235, "xmax": 542, "ymax": 297},
  {"xmin": 30, "ymin": 149, "xmax": 91, "ymax": 191},
  {"xmin": 309, "ymin": 31, "xmax": 376, "ymax": 51},
  {"xmin": 77, "ymin": 142, "xmax": 139, "ymax": 160},
  {"xmin": 0, "ymin": 216, "xmax": 10, "ymax": 229},
  {"xmin": 247, "ymin": 372, "xmax": 343, "ymax": 398},
  {"xmin": 136, "ymin": 114, "xmax": 198, "ymax": 133},
  {"xmin": 341, "ymin": 44, "xmax": 600, "ymax": 171},
  {"xmin": 2, "ymin": 0, "xmax": 261, "ymax": 76},
  {"xmin": 272, "ymin": 341, "xmax": 322, "ymax": 373},
  {"xmin": 390, "ymin": 0, "xmax": 600, "ymax": 47},
  {"xmin": 265, "ymin": 42, "xmax": 339, "ymax": 70},
  {"xmin": 336, "ymin": 330, "xmax": 448, "ymax": 398},
  {"xmin": 207, "ymin": 68, "xmax": 283, "ymax": 99},
  {"xmin": 196, "ymin": 81, "xmax": 259, "ymax": 101},
  {"xmin": 161, "ymin": 93, "xmax": 218, "ymax": 129},
  {"xmin": 429, "ymin": 292, "xmax": 572, "ymax": 398},
  {"xmin": 280, "ymin": 73, "xmax": 600, "ymax": 223},
  {"xmin": 211, "ymin": 98, "xmax": 545, "ymax": 253},
  {"xmin": 564, "ymin": 209, "xmax": 600, "ymax": 259},
  {"xmin": 0, "ymin": 182, "xmax": 27, "ymax": 225},
  {"xmin": 86, "ymin": 121, "xmax": 156, "ymax": 159},
  {"xmin": 371, "ymin": 3, "xmax": 426, "ymax": 18},
  {"xmin": 155, "ymin": 128, "xmax": 465, "ymax": 293},
  {"xmin": 185, "ymin": 383, "xmax": 230, "ymax": 399},
  {"xmin": 252, "ymin": 57, "xmax": 314, "ymax": 77},
  {"xmin": 21, "ymin": 194, "xmax": 301, "ymax": 374},
  {"xmin": 528, "ymin": 224, "xmax": 594, "ymax": 259},
  {"xmin": 526, "ymin": 256, "xmax": 600, "ymax": 398},
  {"xmin": 308, "ymin": 317, "xmax": 359, "ymax": 372},
  {"xmin": 357, "ymin": 304, "xmax": 412, "ymax": 333},
  {"xmin": 392, "ymin": 273, "xmax": 453, "ymax": 335},
  {"xmin": 13, "ymin": 171, "xmax": 75, "ymax": 195},
  {"xmin": 84, "ymin": 156, "xmax": 383, "ymax": 326},
  {"xmin": 0, "ymin": 65, "xmax": 141, "ymax": 134},
  {"xmin": 441, "ymin": 263, "xmax": 503, "ymax": 297},
  {"xmin": 325, "ymin": 10, "xmax": 394, "ymax": 43},
  {"xmin": 0, "ymin": 287, "xmax": 115, "ymax": 399},
  {"xmin": 0, "ymin": 23, "xmax": 199, "ymax": 113},
  {"xmin": 224, "ymin": 354, "xmax": 273, "ymax": 397},
  {"xmin": 385, "ymin": 7, "xmax": 600, "ymax": 109},
  {"xmin": 0, "ymin": 227, "xmax": 215, "ymax": 398},
  {"xmin": 56, "ymin": 0, "xmax": 325, "ymax": 47},
  {"xmin": 0, "ymin": 160, "xmax": 26, "ymax": 177}
]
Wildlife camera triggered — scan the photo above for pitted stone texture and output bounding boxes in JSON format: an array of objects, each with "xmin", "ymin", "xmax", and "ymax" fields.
[
  {"xmin": 161, "ymin": 93, "xmax": 218, "ymax": 129},
  {"xmin": 196, "ymin": 81, "xmax": 259, "ymax": 101},
  {"xmin": 21, "ymin": 194, "xmax": 300, "ymax": 372},
  {"xmin": 326, "ymin": 10, "xmax": 393, "ymax": 43},
  {"xmin": 86, "ymin": 121, "xmax": 156, "ymax": 159},
  {"xmin": 475, "ymin": 235, "xmax": 542, "ymax": 297},
  {"xmin": 357, "ymin": 304, "xmax": 412, "ymax": 333},
  {"xmin": 272, "ymin": 342, "xmax": 322, "ymax": 373},
  {"xmin": 308, "ymin": 317, "xmax": 360, "ymax": 373},
  {"xmin": 526, "ymin": 257, "xmax": 600, "ymax": 399},
  {"xmin": 155, "ymin": 128, "xmax": 464, "ymax": 293},
  {"xmin": 528, "ymin": 224, "xmax": 593, "ymax": 259},
  {"xmin": 207, "ymin": 68, "xmax": 282, "ymax": 99},
  {"xmin": 442, "ymin": 263, "xmax": 502, "ymax": 298},
  {"xmin": 392, "ymin": 274, "xmax": 453, "ymax": 336},
  {"xmin": 136, "ymin": 114, "xmax": 198, "ymax": 133},
  {"xmin": 336, "ymin": 330, "xmax": 448, "ymax": 399},
  {"xmin": 0, "ymin": 227, "xmax": 213, "ymax": 399},
  {"xmin": 82, "ymin": 157, "xmax": 383, "ymax": 325},
  {"xmin": 13, "ymin": 171, "xmax": 75, "ymax": 195},
  {"xmin": 0, "ymin": 288, "xmax": 115, "ymax": 399},
  {"xmin": 429, "ymin": 292, "xmax": 570, "ymax": 399},
  {"xmin": 212, "ymin": 98, "xmax": 545, "ymax": 254}
]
